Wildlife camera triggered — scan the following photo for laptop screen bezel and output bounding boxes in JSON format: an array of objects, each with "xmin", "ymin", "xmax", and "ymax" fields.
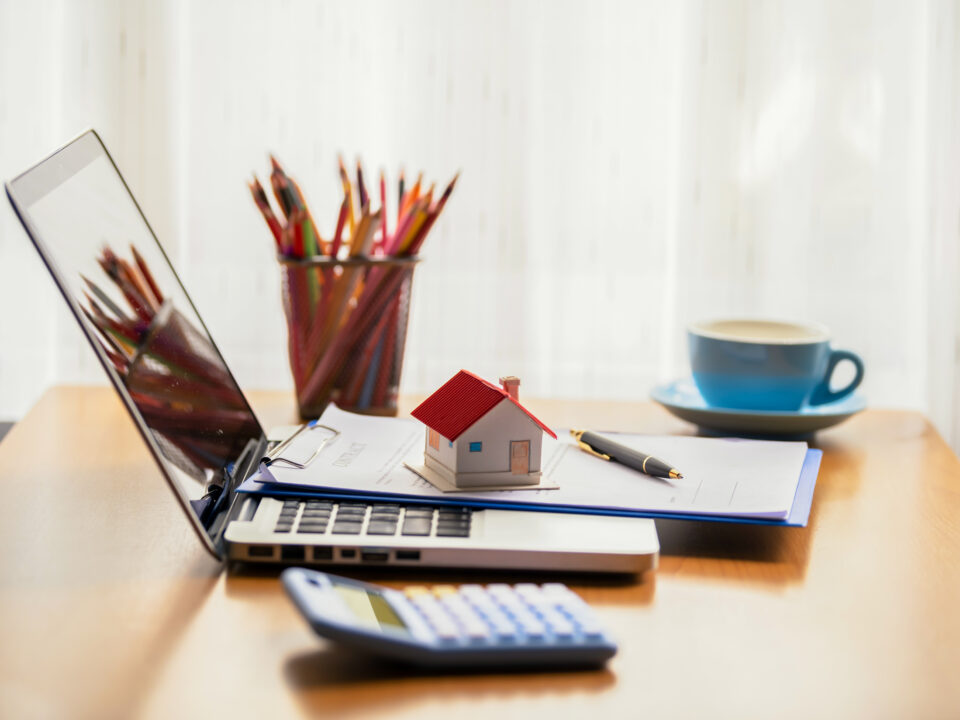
[{"xmin": 5, "ymin": 128, "xmax": 268, "ymax": 560}]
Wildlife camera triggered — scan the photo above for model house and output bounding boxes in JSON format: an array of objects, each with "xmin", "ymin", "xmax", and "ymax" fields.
[{"xmin": 409, "ymin": 370, "xmax": 557, "ymax": 489}]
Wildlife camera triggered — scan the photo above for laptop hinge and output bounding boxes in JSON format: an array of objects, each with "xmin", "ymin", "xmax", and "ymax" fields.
[{"xmin": 210, "ymin": 435, "xmax": 270, "ymax": 552}]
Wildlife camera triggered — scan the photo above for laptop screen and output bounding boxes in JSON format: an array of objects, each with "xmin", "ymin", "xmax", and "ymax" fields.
[{"xmin": 7, "ymin": 130, "xmax": 265, "ymax": 553}]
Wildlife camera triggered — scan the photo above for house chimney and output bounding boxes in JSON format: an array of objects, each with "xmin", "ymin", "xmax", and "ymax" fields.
[{"xmin": 499, "ymin": 376, "xmax": 520, "ymax": 401}]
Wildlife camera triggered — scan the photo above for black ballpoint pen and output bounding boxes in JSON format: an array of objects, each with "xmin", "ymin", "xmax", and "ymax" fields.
[{"xmin": 569, "ymin": 430, "xmax": 684, "ymax": 480}]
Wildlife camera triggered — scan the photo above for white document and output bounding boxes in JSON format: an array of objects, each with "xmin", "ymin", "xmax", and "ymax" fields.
[{"xmin": 247, "ymin": 404, "xmax": 809, "ymax": 520}]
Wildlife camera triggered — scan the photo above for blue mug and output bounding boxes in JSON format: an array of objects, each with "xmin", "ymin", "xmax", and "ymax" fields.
[{"xmin": 688, "ymin": 319, "xmax": 864, "ymax": 411}]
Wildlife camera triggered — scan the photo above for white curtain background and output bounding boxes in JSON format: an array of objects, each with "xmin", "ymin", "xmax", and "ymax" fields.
[{"xmin": 2, "ymin": 1, "xmax": 960, "ymax": 446}]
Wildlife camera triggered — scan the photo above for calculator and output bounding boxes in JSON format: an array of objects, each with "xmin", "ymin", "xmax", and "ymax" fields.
[{"xmin": 281, "ymin": 568, "xmax": 618, "ymax": 667}]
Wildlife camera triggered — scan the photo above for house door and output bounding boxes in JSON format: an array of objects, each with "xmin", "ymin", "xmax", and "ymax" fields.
[{"xmin": 510, "ymin": 441, "xmax": 530, "ymax": 475}]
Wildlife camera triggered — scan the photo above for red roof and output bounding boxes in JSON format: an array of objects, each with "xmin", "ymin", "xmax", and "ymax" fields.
[{"xmin": 411, "ymin": 370, "xmax": 557, "ymax": 441}]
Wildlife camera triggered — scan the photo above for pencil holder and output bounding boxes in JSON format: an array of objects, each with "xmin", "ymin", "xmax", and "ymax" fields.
[{"xmin": 278, "ymin": 255, "xmax": 420, "ymax": 419}]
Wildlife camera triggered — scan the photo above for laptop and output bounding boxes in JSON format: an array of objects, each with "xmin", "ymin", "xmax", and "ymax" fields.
[{"xmin": 5, "ymin": 129, "xmax": 659, "ymax": 574}]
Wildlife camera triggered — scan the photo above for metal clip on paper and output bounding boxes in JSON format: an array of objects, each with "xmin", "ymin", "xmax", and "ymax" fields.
[{"xmin": 264, "ymin": 421, "xmax": 340, "ymax": 469}]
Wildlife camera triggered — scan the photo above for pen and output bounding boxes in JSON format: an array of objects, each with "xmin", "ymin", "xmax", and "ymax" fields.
[{"xmin": 570, "ymin": 430, "xmax": 684, "ymax": 480}]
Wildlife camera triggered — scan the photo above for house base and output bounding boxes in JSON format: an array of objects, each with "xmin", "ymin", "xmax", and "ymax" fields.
[{"xmin": 404, "ymin": 455, "xmax": 560, "ymax": 493}]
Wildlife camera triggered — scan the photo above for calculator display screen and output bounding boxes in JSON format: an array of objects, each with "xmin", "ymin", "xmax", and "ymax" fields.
[{"xmin": 334, "ymin": 582, "xmax": 407, "ymax": 631}]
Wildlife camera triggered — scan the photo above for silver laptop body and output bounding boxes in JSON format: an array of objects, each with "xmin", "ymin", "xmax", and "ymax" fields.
[{"xmin": 5, "ymin": 129, "xmax": 658, "ymax": 574}]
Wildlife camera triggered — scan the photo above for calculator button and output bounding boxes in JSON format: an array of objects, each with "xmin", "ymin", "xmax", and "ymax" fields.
[
  {"xmin": 411, "ymin": 597, "xmax": 461, "ymax": 644},
  {"xmin": 514, "ymin": 584, "xmax": 547, "ymax": 603},
  {"xmin": 459, "ymin": 589, "xmax": 518, "ymax": 640},
  {"xmin": 515, "ymin": 612, "xmax": 546, "ymax": 639},
  {"xmin": 440, "ymin": 596, "xmax": 490, "ymax": 643},
  {"xmin": 487, "ymin": 585, "xmax": 524, "ymax": 612},
  {"xmin": 385, "ymin": 593, "xmax": 436, "ymax": 644},
  {"xmin": 541, "ymin": 611, "xmax": 575, "ymax": 639}
]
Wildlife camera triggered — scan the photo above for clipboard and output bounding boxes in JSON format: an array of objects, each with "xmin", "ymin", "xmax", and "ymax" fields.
[
  {"xmin": 239, "ymin": 448, "xmax": 821, "ymax": 527},
  {"xmin": 264, "ymin": 421, "xmax": 340, "ymax": 469},
  {"xmin": 241, "ymin": 405, "xmax": 822, "ymax": 528}
]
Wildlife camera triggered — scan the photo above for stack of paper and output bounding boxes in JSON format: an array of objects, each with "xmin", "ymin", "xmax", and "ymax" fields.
[{"xmin": 240, "ymin": 405, "xmax": 820, "ymax": 526}]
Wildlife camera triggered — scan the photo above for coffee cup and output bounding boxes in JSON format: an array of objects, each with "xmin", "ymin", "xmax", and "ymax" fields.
[{"xmin": 687, "ymin": 319, "xmax": 864, "ymax": 411}]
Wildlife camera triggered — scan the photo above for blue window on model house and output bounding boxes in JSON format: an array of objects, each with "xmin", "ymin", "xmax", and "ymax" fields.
[{"xmin": 469, "ymin": 441, "xmax": 482, "ymax": 452}]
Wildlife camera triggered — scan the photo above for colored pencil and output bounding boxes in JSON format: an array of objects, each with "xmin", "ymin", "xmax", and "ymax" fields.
[
  {"xmin": 331, "ymin": 196, "xmax": 349, "ymax": 258},
  {"xmin": 378, "ymin": 170, "xmax": 388, "ymax": 253},
  {"xmin": 249, "ymin": 156, "xmax": 457, "ymax": 414}
]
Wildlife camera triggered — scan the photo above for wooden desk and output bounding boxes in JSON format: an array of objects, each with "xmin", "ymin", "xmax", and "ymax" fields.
[{"xmin": 1, "ymin": 386, "xmax": 959, "ymax": 719}]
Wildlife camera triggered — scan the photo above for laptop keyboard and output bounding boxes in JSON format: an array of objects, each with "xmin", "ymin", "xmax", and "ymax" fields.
[{"xmin": 274, "ymin": 500, "xmax": 473, "ymax": 539}]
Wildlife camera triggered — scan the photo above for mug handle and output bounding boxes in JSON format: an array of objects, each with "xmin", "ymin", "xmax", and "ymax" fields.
[{"xmin": 809, "ymin": 349, "xmax": 864, "ymax": 406}]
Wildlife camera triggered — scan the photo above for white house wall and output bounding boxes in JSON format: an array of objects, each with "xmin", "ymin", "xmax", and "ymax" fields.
[
  {"xmin": 424, "ymin": 428, "xmax": 457, "ymax": 469},
  {"xmin": 453, "ymin": 400, "xmax": 544, "ymax": 474}
]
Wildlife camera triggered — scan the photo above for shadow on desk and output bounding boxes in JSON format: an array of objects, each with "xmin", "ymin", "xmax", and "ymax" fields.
[
  {"xmin": 225, "ymin": 564, "xmax": 656, "ymax": 611},
  {"xmin": 228, "ymin": 562, "xmax": 649, "ymax": 586},
  {"xmin": 283, "ymin": 646, "xmax": 615, "ymax": 718},
  {"xmin": 655, "ymin": 516, "xmax": 814, "ymax": 585}
]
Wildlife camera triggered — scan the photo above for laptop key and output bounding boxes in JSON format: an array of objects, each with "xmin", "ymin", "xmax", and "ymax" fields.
[
  {"xmin": 403, "ymin": 508, "xmax": 434, "ymax": 518},
  {"xmin": 366, "ymin": 521, "xmax": 399, "ymax": 535},
  {"xmin": 401, "ymin": 518, "xmax": 432, "ymax": 536},
  {"xmin": 437, "ymin": 518, "xmax": 471, "ymax": 526},
  {"xmin": 332, "ymin": 522, "xmax": 363, "ymax": 535},
  {"xmin": 436, "ymin": 526, "xmax": 471, "ymax": 537},
  {"xmin": 299, "ymin": 518, "xmax": 329, "ymax": 527}
]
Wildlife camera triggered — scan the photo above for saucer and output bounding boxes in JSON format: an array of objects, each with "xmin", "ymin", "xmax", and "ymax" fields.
[{"xmin": 651, "ymin": 378, "xmax": 867, "ymax": 436}]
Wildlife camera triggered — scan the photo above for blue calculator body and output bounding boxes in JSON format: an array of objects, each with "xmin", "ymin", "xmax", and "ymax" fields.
[{"xmin": 282, "ymin": 568, "xmax": 618, "ymax": 667}]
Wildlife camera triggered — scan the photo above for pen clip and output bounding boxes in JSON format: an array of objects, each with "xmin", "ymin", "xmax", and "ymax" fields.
[{"xmin": 576, "ymin": 440, "xmax": 611, "ymax": 461}]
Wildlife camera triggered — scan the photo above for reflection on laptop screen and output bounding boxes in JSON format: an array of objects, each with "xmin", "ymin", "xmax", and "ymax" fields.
[{"xmin": 8, "ymin": 131, "xmax": 264, "ymax": 538}]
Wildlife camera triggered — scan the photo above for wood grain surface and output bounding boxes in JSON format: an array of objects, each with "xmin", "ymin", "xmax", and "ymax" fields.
[{"xmin": 1, "ymin": 386, "xmax": 958, "ymax": 719}]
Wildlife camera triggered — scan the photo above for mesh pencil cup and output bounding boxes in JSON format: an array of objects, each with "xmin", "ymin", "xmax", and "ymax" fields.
[{"xmin": 278, "ymin": 254, "xmax": 421, "ymax": 419}]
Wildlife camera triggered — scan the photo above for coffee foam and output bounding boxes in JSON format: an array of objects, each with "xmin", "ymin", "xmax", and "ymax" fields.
[{"xmin": 691, "ymin": 319, "xmax": 829, "ymax": 344}]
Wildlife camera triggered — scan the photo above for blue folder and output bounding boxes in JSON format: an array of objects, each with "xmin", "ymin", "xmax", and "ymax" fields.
[{"xmin": 237, "ymin": 448, "xmax": 821, "ymax": 527}]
